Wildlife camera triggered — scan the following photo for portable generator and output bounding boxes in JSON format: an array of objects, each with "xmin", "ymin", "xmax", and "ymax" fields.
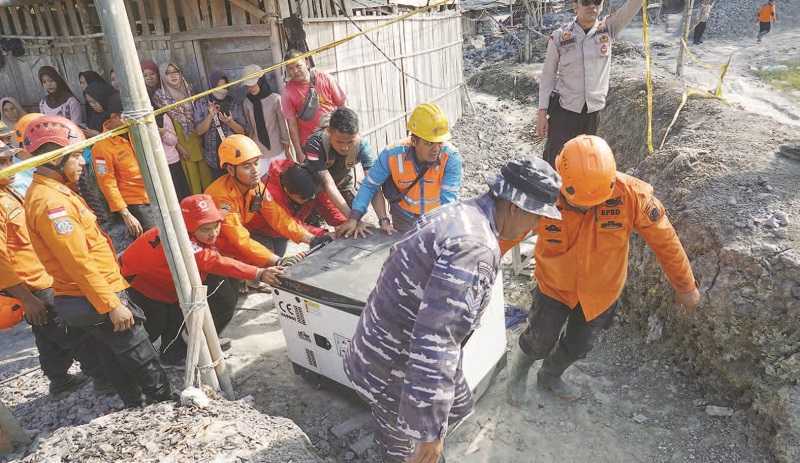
[{"xmin": 273, "ymin": 233, "xmax": 507, "ymax": 400}]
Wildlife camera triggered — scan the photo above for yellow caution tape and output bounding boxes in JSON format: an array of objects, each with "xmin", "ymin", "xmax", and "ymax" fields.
[
  {"xmin": 659, "ymin": 86, "xmax": 728, "ymax": 150},
  {"xmin": 659, "ymin": 39, "xmax": 734, "ymax": 150},
  {"xmin": 0, "ymin": 0, "xmax": 455, "ymax": 180},
  {"xmin": 642, "ymin": 0, "xmax": 655, "ymax": 155}
]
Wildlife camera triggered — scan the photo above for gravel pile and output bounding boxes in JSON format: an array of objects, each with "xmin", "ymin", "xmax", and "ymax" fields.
[
  {"xmin": 703, "ymin": 0, "xmax": 799, "ymax": 39},
  {"xmin": 0, "ymin": 362, "xmax": 320, "ymax": 462}
]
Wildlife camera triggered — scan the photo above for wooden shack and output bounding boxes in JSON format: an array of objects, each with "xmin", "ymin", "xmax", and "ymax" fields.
[{"xmin": 0, "ymin": 0, "xmax": 463, "ymax": 151}]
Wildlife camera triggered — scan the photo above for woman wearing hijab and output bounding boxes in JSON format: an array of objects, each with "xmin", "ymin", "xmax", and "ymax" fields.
[
  {"xmin": 38, "ymin": 66, "xmax": 83, "ymax": 125},
  {"xmin": 79, "ymin": 70, "xmax": 106, "ymax": 92},
  {"xmin": 78, "ymin": 70, "xmax": 107, "ymax": 125},
  {"xmin": 83, "ymin": 80, "xmax": 120, "ymax": 136},
  {"xmin": 0, "ymin": 97, "xmax": 26, "ymax": 147},
  {"xmin": 194, "ymin": 71, "xmax": 247, "ymax": 178},
  {"xmin": 150, "ymin": 93, "xmax": 190, "ymax": 200},
  {"xmin": 141, "ymin": 59, "xmax": 161, "ymax": 98},
  {"xmin": 241, "ymin": 65, "xmax": 291, "ymax": 176},
  {"xmin": 154, "ymin": 62, "xmax": 212, "ymax": 194},
  {"xmin": 80, "ymin": 80, "xmax": 123, "ymax": 230}
]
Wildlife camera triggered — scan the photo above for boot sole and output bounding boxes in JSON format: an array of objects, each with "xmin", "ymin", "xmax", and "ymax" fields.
[{"xmin": 536, "ymin": 382, "xmax": 582, "ymax": 402}]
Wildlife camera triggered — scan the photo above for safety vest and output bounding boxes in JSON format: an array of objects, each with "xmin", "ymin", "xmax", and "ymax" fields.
[{"xmin": 387, "ymin": 140, "xmax": 450, "ymax": 216}]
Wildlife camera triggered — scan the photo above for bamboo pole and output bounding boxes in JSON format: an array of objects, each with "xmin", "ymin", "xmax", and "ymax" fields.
[
  {"xmin": 676, "ymin": 0, "xmax": 694, "ymax": 76},
  {"xmin": 94, "ymin": 0, "xmax": 233, "ymax": 398}
]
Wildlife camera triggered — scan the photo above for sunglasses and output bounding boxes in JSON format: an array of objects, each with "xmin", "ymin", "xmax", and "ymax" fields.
[{"xmin": 579, "ymin": 0, "xmax": 603, "ymax": 6}]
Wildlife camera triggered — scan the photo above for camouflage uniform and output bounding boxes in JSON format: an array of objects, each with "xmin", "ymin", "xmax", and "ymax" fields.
[{"xmin": 344, "ymin": 192, "xmax": 501, "ymax": 462}]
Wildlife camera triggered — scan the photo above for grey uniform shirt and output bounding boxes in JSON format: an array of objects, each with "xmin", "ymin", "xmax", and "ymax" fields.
[{"xmin": 538, "ymin": 0, "xmax": 642, "ymax": 113}]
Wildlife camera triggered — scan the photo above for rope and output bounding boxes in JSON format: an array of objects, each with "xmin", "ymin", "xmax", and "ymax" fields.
[{"xmin": 0, "ymin": 0, "xmax": 455, "ymax": 180}]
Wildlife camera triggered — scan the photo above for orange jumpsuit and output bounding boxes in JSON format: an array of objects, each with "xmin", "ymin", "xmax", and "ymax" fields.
[
  {"xmin": 25, "ymin": 174, "xmax": 128, "ymax": 314},
  {"xmin": 533, "ymin": 173, "xmax": 696, "ymax": 321},
  {"xmin": 0, "ymin": 185, "xmax": 52, "ymax": 292},
  {"xmin": 204, "ymin": 175, "xmax": 309, "ymax": 267},
  {"xmin": 91, "ymin": 125, "xmax": 150, "ymax": 213},
  {"xmin": 119, "ymin": 227, "xmax": 259, "ymax": 304}
]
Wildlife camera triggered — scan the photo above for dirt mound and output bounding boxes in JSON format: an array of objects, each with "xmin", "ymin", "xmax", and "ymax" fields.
[
  {"xmin": 602, "ymin": 65, "xmax": 800, "ymax": 462},
  {"xmin": 466, "ymin": 43, "xmax": 800, "ymax": 461}
]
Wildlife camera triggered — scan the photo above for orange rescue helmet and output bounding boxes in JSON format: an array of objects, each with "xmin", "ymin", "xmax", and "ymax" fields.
[
  {"xmin": 0, "ymin": 295, "xmax": 24, "ymax": 329},
  {"xmin": 218, "ymin": 134, "xmax": 260, "ymax": 168},
  {"xmin": 555, "ymin": 135, "xmax": 617, "ymax": 207},
  {"xmin": 181, "ymin": 194, "xmax": 224, "ymax": 233},
  {"xmin": 23, "ymin": 115, "xmax": 85, "ymax": 154},
  {"xmin": 15, "ymin": 113, "xmax": 43, "ymax": 145},
  {"xmin": 407, "ymin": 103, "xmax": 451, "ymax": 143}
]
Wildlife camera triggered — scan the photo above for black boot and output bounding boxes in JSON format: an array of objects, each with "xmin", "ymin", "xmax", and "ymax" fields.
[
  {"xmin": 48, "ymin": 372, "xmax": 89, "ymax": 398},
  {"xmin": 506, "ymin": 343, "xmax": 537, "ymax": 406},
  {"xmin": 536, "ymin": 344, "xmax": 582, "ymax": 401}
]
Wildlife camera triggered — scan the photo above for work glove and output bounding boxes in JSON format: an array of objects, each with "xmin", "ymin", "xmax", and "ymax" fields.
[
  {"xmin": 276, "ymin": 252, "xmax": 307, "ymax": 267},
  {"xmin": 309, "ymin": 234, "xmax": 334, "ymax": 249}
]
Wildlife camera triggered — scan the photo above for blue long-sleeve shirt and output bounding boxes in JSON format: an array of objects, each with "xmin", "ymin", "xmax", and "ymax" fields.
[
  {"xmin": 344, "ymin": 193, "xmax": 500, "ymax": 442},
  {"xmin": 350, "ymin": 141, "xmax": 462, "ymax": 220}
]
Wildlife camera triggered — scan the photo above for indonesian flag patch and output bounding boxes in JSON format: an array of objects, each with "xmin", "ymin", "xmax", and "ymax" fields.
[{"xmin": 47, "ymin": 207, "xmax": 68, "ymax": 220}]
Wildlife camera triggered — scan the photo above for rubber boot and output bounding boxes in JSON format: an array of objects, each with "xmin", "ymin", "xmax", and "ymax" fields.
[
  {"xmin": 536, "ymin": 346, "xmax": 581, "ymax": 401},
  {"xmin": 137, "ymin": 357, "xmax": 177, "ymax": 404},
  {"xmin": 506, "ymin": 343, "xmax": 536, "ymax": 407},
  {"xmin": 48, "ymin": 372, "xmax": 89, "ymax": 398}
]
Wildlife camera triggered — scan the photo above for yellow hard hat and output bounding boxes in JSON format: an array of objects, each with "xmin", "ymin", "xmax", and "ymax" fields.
[
  {"xmin": 218, "ymin": 134, "xmax": 261, "ymax": 168},
  {"xmin": 407, "ymin": 103, "xmax": 450, "ymax": 143}
]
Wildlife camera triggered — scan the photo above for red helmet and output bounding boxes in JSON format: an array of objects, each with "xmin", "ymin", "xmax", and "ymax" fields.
[
  {"xmin": 0, "ymin": 295, "xmax": 24, "ymax": 330},
  {"xmin": 23, "ymin": 115, "xmax": 85, "ymax": 154},
  {"xmin": 181, "ymin": 194, "xmax": 224, "ymax": 233}
]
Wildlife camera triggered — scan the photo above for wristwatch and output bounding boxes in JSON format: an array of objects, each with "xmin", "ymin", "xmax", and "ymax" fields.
[{"xmin": 379, "ymin": 217, "xmax": 391, "ymax": 225}]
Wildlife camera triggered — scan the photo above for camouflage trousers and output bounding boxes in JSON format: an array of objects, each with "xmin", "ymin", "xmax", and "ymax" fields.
[{"xmin": 357, "ymin": 376, "xmax": 471, "ymax": 463}]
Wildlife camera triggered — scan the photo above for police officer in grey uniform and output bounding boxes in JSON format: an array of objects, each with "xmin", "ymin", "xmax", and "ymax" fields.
[
  {"xmin": 537, "ymin": 0, "xmax": 643, "ymax": 166},
  {"xmin": 344, "ymin": 158, "xmax": 562, "ymax": 463}
]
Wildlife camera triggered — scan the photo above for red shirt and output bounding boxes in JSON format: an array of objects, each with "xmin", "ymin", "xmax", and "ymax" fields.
[
  {"xmin": 281, "ymin": 70, "xmax": 346, "ymax": 145},
  {"xmin": 261, "ymin": 159, "xmax": 347, "ymax": 239},
  {"xmin": 119, "ymin": 227, "xmax": 259, "ymax": 303}
]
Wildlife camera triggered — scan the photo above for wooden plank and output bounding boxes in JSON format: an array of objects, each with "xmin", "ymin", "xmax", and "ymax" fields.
[
  {"xmin": 184, "ymin": 0, "xmax": 204, "ymax": 30},
  {"xmin": 123, "ymin": 0, "xmax": 137, "ymax": 34},
  {"xmin": 53, "ymin": 1, "xmax": 72, "ymax": 36},
  {"xmin": 165, "ymin": 0, "xmax": 179, "ymax": 32},
  {"xmin": 231, "ymin": 0, "xmax": 247, "ymax": 24},
  {"xmin": 65, "ymin": 1, "xmax": 83, "ymax": 35},
  {"xmin": 40, "ymin": 4, "xmax": 60, "ymax": 38},
  {"xmin": 168, "ymin": 23, "xmax": 271, "ymax": 41},
  {"xmin": 137, "ymin": 0, "xmax": 150, "ymax": 35},
  {"xmin": 210, "ymin": 0, "xmax": 226, "ymax": 27},
  {"xmin": 150, "ymin": 0, "xmax": 165, "ymax": 35},
  {"xmin": 32, "ymin": 2, "xmax": 48, "ymax": 35},
  {"xmin": 21, "ymin": 5, "xmax": 35, "ymax": 35},
  {"xmin": 8, "ymin": 6, "xmax": 24, "ymax": 35},
  {"xmin": 0, "ymin": 9, "xmax": 13, "ymax": 38}
]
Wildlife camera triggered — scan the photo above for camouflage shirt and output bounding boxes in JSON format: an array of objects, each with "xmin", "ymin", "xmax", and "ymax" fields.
[{"xmin": 344, "ymin": 192, "xmax": 501, "ymax": 442}]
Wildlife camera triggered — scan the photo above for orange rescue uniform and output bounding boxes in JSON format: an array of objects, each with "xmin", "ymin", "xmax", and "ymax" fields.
[
  {"xmin": 0, "ymin": 185, "xmax": 52, "ymax": 292},
  {"xmin": 91, "ymin": 126, "xmax": 150, "ymax": 212},
  {"xmin": 534, "ymin": 173, "xmax": 696, "ymax": 321},
  {"xmin": 120, "ymin": 227, "xmax": 259, "ymax": 303},
  {"xmin": 758, "ymin": 3, "xmax": 776, "ymax": 22},
  {"xmin": 25, "ymin": 174, "xmax": 128, "ymax": 313},
  {"xmin": 204, "ymin": 175, "xmax": 309, "ymax": 267}
]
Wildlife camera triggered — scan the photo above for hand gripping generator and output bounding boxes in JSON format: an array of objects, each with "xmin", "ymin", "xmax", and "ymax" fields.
[{"xmin": 273, "ymin": 233, "xmax": 507, "ymax": 399}]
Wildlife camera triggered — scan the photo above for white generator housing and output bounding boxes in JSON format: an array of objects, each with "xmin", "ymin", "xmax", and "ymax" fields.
[{"xmin": 274, "ymin": 234, "xmax": 507, "ymax": 398}]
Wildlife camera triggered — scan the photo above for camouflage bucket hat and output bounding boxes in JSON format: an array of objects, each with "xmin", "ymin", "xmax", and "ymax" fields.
[{"xmin": 488, "ymin": 157, "xmax": 562, "ymax": 220}]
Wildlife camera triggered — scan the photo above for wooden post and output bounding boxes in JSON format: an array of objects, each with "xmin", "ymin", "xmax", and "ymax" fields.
[
  {"xmin": 676, "ymin": 0, "xmax": 694, "ymax": 76},
  {"xmin": 266, "ymin": 0, "xmax": 285, "ymax": 91}
]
